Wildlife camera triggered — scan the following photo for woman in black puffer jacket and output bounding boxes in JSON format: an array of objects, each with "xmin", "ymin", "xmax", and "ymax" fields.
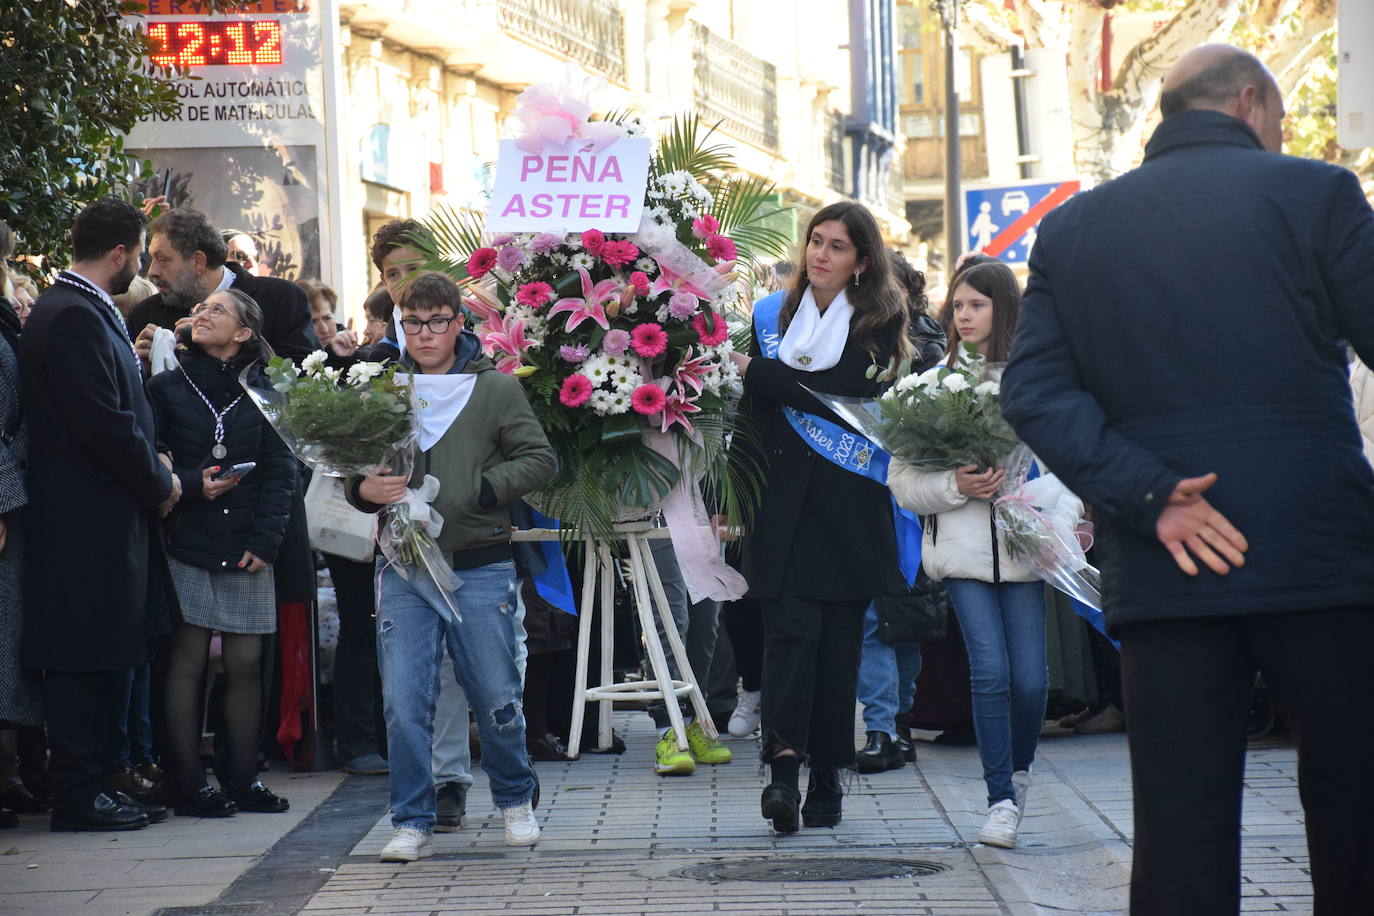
[{"xmin": 148, "ymin": 288, "xmax": 296, "ymax": 818}]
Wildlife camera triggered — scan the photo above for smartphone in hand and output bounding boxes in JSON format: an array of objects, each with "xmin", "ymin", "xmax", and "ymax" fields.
[{"xmin": 213, "ymin": 461, "xmax": 256, "ymax": 481}]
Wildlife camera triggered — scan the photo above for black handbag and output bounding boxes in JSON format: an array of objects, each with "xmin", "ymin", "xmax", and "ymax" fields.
[{"xmin": 874, "ymin": 569, "xmax": 951, "ymax": 645}]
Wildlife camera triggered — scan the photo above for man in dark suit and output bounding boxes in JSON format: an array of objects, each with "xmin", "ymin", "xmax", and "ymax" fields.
[
  {"xmin": 128, "ymin": 208, "xmax": 319, "ymax": 362},
  {"xmin": 21, "ymin": 198, "xmax": 183, "ymax": 831},
  {"xmin": 1000, "ymin": 45, "xmax": 1374, "ymax": 912}
]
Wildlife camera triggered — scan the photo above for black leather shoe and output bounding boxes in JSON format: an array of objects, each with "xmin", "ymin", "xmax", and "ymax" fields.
[
  {"xmin": 227, "ymin": 781, "xmax": 289, "ymax": 813},
  {"xmin": 174, "ymin": 785, "xmax": 238, "ymax": 818},
  {"xmin": 895, "ymin": 730, "xmax": 917, "ymax": 763},
  {"xmin": 527, "ymin": 732, "xmax": 568, "ymax": 761},
  {"xmin": 0, "ymin": 784, "xmax": 51, "ymax": 814},
  {"xmin": 856, "ymin": 731, "xmax": 905, "ymax": 773},
  {"xmin": 760, "ymin": 783, "xmax": 801, "ymax": 834},
  {"xmin": 0, "ymin": 810, "xmax": 16, "ymax": 828},
  {"xmin": 108, "ymin": 790, "xmax": 168, "ymax": 823},
  {"xmin": 801, "ymin": 768, "xmax": 844, "ymax": 828},
  {"xmin": 50, "ymin": 792, "xmax": 149, "ymax": 831}
]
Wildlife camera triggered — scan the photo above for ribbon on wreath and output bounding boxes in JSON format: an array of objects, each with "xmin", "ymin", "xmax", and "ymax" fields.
[{"xmin": 752, "ymin": 291, "xmax": 922, "ymax": 586}]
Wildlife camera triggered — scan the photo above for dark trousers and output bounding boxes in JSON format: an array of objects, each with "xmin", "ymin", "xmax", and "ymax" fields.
[
  {"xmin": 759, "ymin": 597, "xmax": 866, "ymax": 768},
  {"xmin": 42, "ymin": 669, "xmax": 131, "ymax": 809},
  {"xmin": 325, "ymin": 553, "xmax": 385, "ymax": 762},
  {"xmin": 1119, "ymin": 606, "xmax": 1374, "ymax": 916},
  {"xmin": 722, "ymin": 597, "xmax": 764, "ymax": 692}
]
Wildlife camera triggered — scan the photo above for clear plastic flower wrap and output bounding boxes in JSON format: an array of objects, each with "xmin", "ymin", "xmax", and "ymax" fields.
[{"xmin": 240, "ymin": 354, "xmax": 462, "ymax": 622}]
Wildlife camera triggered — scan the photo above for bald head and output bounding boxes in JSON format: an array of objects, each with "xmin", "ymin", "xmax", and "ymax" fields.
[{"xmin": 1160, "ymin": 44, "xmax": 1283, "ymax": 151}]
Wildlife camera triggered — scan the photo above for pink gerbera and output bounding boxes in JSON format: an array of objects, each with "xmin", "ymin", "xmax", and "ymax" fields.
[
  {"xmin": 630, "ymin": 383, "xmax": 666, "ymax": 416},
  {"xmin": 692, "ymin": 311, "xmax": 729, "ymax": 346},
  {"xmin": 629, "ymin": 271, "xmax": 650, "ymax": 296},
  {"xmin": 559, "ymin": 373, "xmax": 594, "ymax": 408},
  {"xmin": 515, "ymin": 281, "xmax": 555, "ymax": 308},
  {"xmin": 466, "ymin": 247, "xmax": 497, "ymax": 278},
  {"xmin": 691, "ymin": 215, "xmax": 720, "ymax": 240},
  {"xmin": 600, "ymin": 240, "xmax": 639, "ymax": 268},
  {"xmin": 580, "ymin": 229, "xmax": 606, "ymax": 256},
  {"xmin": 630, "ymin": 323, "xmax": 668, "ymax": 358},
  {"xmin": 705, "ymin": 234, "xmax": 737, "ymax": 263}
]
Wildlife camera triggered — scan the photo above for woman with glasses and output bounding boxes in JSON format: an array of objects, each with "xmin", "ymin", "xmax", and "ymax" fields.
[{"xmin": 147, "ymin": 289, "xmax": 296, "ymax": 818}]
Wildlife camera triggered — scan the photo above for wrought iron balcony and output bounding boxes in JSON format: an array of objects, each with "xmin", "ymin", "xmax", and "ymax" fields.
[
  {"xmin": 691, "ymin": 23, "xmax": 778, "ymax": 153},
  {"xmin": 497, "ymin": 0, "xmax": 626, "ymax": 83},
  {"xmin": 826, "ymin": 110, "xmax": 847, "ymax": 193}
]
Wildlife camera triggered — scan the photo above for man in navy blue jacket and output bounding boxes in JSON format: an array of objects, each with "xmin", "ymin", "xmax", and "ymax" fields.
[{"xmin": 1001, "ymin": 45, "xmax": 1374, "ymax": 913}]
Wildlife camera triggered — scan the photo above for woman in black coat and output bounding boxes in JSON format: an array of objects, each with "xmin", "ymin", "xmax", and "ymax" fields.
[
  {"xmin": 147, "ymin": 289, "xmax": 295, "ymax": 817},
  {"xmin": 730, "ymin": 201, "xmax": 910, "ymax": 833}
]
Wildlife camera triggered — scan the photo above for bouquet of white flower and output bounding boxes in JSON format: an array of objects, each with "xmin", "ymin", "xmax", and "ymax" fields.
[{"xmin": 241, "ymin": 354, "xmax": 463, "ymax": 621}]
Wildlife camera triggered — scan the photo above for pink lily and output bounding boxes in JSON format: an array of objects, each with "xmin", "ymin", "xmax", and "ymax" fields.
[
  {"xmin": 659, "ymin": 391, "xmax": 702, "ymax": 434},
  {"xmin": 548, "ymin": 267, "xmax": 617, "ymax": 332},
  {"xmin": 462, "ymin": 287, "xmax": 503, "ymax": 324},
  {"xmin": 481, "ymin": 314, "xmax": 533, "ymax": 357},
  {"xmin": 648, "ymin": 262, "xmax": 716, "ymax": 303},
  {"xmin": 673, "ymin": 352, "xmax": 712, "ymax": 398}
]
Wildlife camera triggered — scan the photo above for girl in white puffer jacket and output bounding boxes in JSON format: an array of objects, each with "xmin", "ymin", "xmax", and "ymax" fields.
[{"xmin": 888, "ymin": 261, "xmax": 1085, "ymax": 850}]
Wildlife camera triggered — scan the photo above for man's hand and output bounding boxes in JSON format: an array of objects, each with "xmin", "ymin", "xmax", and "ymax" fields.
[
  {"xmin": 729, "ymin": 351, "xmax": 752, "ymax": 374},
  {"xmin": 0, "ymin": 516, "xmax": 9, "ymax": 553},
  {"xmin": 159, "ymin": 472, "xmax": 183, "ymax": 517},
  {"xmin": 955, "ymin": 465, "xmax": 1005, "ymax": 501},
  {"xmin": 238, "ymin": 550, "xmax": 267, "ymax": 573},
  {"xmin": 1155, "ymin": 473, "xmax": 1249, "ymax": 576},
  {"xmin": 201, "ymin": 466, "xmax": 239, "ymax": 501},
  {"xmin": 359, "ymin": 467, "xmax": 409, "ymax": 505}
]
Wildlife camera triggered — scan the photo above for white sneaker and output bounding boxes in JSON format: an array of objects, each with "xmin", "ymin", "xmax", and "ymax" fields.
[
  {"xmin": 728, "ymin": 689, "xmax": 762, "ymax": 737},
  {"xmin": 1012, "ymin": 769, "xmax": 1032, "ymax": 818},
  {"xmin": 379, "ymin": 826, "xmax": 433, "ymax": 862},
  {"xmin": 978, "ymin": 799, "xmax": 1020, "ymax": 848},
  {"xmin": 502, "ymin": 802, "xmax": 541, "ymax": 846}
]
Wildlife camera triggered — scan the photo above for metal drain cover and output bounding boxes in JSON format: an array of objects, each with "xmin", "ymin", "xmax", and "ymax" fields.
[{"xmin": 678, "ymin": 856, "xmax": 945, "ymax": 883}]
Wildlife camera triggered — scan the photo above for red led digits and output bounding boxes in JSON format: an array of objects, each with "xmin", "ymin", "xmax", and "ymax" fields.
[{"xmin": 143, "ymin": 20, "xmax": 284, "ymax": 68}]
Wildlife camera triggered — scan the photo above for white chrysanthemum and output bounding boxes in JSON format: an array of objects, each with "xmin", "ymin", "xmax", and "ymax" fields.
[
  {"xmin": 346, "ymin": 361, "xmax": 384, "ymax": 386},
  {"xmin": 610, "ymin": 366, "xmax": 638, "ymax": 392},
  {"xmin": 570, "ymin": 252, "xmax": 595, "ymax": 271},
  {"xmin": 581, "ymin": 354, "xmax": 612, "ymax": 385},
  {"xmin": 655, "ymin": 305, "xmax": 671, "ymax": 322},
  {"xmin": 942, "ymin": 373, "xmax": 970, "ymax": 392},
  {"xmin": 589, "ymin": 389, "xmax": 616, "ymax": 416},
  {"xmin": 635, "ymin": 257, "xmax": 657, "ymax": 273},
  {"xmin": 646, "ymin": 205, "xmax": 672, "ymax": 226},
  {"xmin": 603, "ymin": 391, "xmax": 631, "ymax": 414},
  {"xmin": 975, "ymin": 380, "xmax": 1000, "ymax": 397},
  {"xmin": 302, "ymin": 350, "xmax": 328, "ymax": 377},
  {"xmin": 621, "ymin": 117, "xmax": 647, "ymax": 137}
]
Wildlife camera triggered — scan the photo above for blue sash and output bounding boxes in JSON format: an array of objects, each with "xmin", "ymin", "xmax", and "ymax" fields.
[{"xmin": 752, "ymin": 292, "xmax": 922, "ymax": 585}]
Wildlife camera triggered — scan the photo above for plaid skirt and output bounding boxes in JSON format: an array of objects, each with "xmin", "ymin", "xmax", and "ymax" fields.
[{"xmin": 168, "ymin": 556, "xmax": 277, "ymax": 635}]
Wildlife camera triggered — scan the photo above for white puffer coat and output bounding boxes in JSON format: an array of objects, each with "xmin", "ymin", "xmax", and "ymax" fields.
[{"xmin": 888, "ymin": 458, "xmax": 1085, "ymax": 584}]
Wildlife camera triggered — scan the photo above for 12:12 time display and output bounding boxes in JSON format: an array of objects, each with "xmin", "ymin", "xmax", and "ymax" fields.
[{"xmin": 146, "ymin": 20, "xmax": 283, "ymax": 68}]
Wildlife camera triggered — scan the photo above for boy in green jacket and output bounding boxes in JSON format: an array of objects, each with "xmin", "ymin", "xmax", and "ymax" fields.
[{"xmin": 350, "ymin": 272, "xmax": 555, "ymax": 861}]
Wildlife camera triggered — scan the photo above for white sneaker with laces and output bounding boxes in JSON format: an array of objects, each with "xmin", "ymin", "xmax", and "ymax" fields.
[
  {"xmin": 978, "ymin": 799, "xmax": 1020, "ymax": 848},
  {"xmin": 502, "ymin": 802, "xmax": 541, "ymax": 846},
  {"xmin": 728, "ymin": 689, "xmax": 762, "ymax": 738},
  {"xmin": 1012, "ymin": 769, "xmax": 1032, "ymax": 819},
  {"xmin": 379, "ymin": 826, "xmax": 433, "ymax": 862}
]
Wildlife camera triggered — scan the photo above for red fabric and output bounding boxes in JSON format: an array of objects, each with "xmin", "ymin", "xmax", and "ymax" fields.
[{"xmin": 276, "ymin": 601, "xmax": 312, "ymax": 762}]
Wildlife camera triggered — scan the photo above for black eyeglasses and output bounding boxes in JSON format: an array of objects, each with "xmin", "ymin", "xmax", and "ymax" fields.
[
  {"xmin": 230, "ymin": 250, "xmax": 254, "ymax": 265},
  {"xmin": 399, "ymin": 316, "xmax": 457, "ymax": 335}
]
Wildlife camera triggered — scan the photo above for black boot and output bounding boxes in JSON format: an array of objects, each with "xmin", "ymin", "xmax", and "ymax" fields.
[
  {"xmin": 856, "ymin": 731, "xmax": 904, "ymax": 773},
  {"xmin": 801, "ymin": 768, "xmax": 843, "ymax": 828},
  {"xmin": 894, "ymin": 727, "xmax": 917, "ymax": 763},
  {"xmin": 761, "ymin": 754, "xmax": 800, "ymax": 834}
]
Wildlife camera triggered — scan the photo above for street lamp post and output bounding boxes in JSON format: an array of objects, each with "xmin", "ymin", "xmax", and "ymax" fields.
[{"xmin": 934, "ymin": 0, "xmax": 964, "ymax": 280}]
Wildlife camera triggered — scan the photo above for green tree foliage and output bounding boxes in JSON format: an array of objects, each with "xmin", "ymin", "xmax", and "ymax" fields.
[{"xmin": 0, "ymin": 1, "xmax": 232, "ymax": 267}]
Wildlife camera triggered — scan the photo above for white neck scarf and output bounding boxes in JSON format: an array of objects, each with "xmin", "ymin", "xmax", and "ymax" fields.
[
  {"xmin": 408, "ymin": 373, "xmax": 478, "ymax": 451},
  {"xmin": 777, "ymin": 285, "xmax": 853, "ymax": 372}
]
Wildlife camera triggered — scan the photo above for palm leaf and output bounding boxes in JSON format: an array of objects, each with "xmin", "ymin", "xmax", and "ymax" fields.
[
  {"xmin": 707, "ymin": 172, "xmax": 793, "ymax": 265},
  {"xmin": 654, "ymin": 115, "xmax": 736, "ymax": 179},
  {"xmin": 412, "ymin": 204, "xmax": 487, "ymax": 285}
]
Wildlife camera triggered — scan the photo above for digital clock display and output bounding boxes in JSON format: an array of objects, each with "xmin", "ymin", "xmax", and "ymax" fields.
[{"xmin": 146, "ymin": 20, "xmax": 283, "ymax": 68}]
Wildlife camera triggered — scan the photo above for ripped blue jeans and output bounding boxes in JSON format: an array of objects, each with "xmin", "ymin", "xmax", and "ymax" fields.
[{"xmin": 375, "ymin": 559, "xmax": 535, "ymax": 831}]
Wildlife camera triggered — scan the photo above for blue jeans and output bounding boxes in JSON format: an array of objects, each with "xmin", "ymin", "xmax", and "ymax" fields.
[
  {"xmin": 857, "ymin": 604, "xmax": 924, "ymax": 737},
  {"xmin": 376, "ymin": 560, "xmax": 535, "ymax": 832},
  {"xmin": 944, "ymin": 579, "xmax": 1048, "ymax": 807},
  {"xmin": 107, "ymin": 663, "xmax": 154, "ymax": 768}
]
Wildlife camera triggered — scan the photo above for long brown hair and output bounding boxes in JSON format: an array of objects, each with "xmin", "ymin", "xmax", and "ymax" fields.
[
  {"xmin": 781, "ymin": 201, "xmax": 910, "ymax": 362},
  {"xmin": 944, "ymin": 261, "xmax": 1020, "ymax": 366}
]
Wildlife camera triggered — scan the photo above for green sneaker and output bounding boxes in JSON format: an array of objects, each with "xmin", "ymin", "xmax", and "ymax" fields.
[
  {"xmin": 685, "ymin": 720, "xmax": 732, "ymax": 765},
  {"xmin": 655, "ymin": 730, "xmax": 696, "ymax": 775}
]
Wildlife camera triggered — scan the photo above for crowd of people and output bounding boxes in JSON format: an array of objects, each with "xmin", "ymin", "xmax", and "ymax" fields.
[{"xmin": 0, "ymin": 42, "xmax": 1371, "ymax": 913}]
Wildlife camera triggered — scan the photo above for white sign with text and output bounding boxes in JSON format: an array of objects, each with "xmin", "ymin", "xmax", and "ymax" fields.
[{"xmin": 486, "ymin": 137, "xmax": 651, "ymax": 233}]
